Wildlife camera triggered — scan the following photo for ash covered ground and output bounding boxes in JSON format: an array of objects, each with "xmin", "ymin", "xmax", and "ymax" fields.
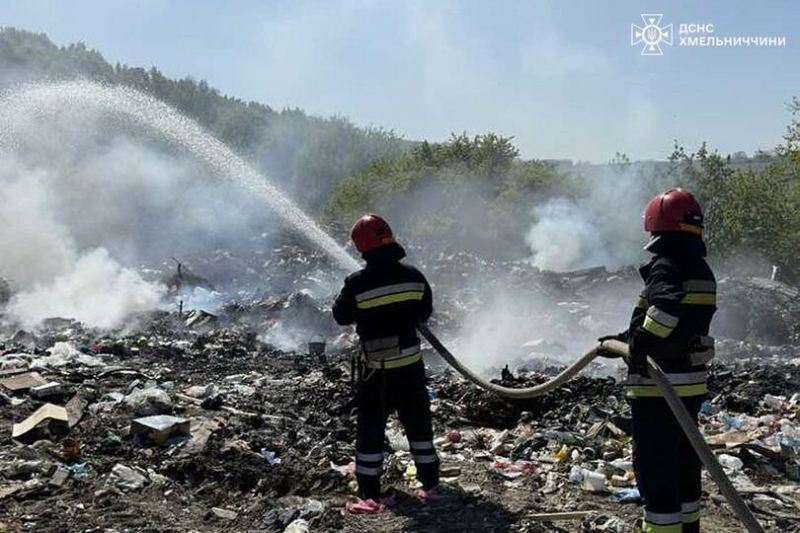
[{"xmin": 1, "ymin": 242, "xmax": 800, "ymax": 533}]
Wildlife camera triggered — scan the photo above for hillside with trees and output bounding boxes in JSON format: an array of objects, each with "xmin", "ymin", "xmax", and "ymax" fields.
[
  {"xmin": 2, "ymin": 27, "xmax": 800, "ymax": 281},
  {"xmin": 0, "ymin": 27, "xmax": 410, "ymax": 211}
]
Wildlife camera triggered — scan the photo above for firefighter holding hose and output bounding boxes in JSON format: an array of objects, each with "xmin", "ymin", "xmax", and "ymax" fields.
[
  {"xmin": 600, "ymin": 188, "xmax": 717, "ymax": 533},
  {"xmin": 333, "ymin": 214, "xmax": 441, "ymax": 513}
]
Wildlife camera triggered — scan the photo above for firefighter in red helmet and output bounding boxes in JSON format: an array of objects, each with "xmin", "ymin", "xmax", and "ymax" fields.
[
  {"xmin": 600, "ymin": 189, "xmax": 716, "ymax": 533},
  {"xmin": 333, "ymin": 214, "xmax": 440, "ymax": 513}
]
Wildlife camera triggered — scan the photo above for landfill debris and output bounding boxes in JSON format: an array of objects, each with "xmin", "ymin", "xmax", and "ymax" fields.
[
  {"xmin": 210, "ymin": 507, "xmax": 238, "ymax": 520},
  {"xmin": 124, "ymin": 386, "xmax": 174, "ymax": 416},
  {"xmin": 0, "ymin": 246, "xmax": 799, "ymax": 532},
  {"xmin": 106, "ymin": 464, "xmax": 148, "ymax": 492},
  {"xmin": 185, "ymin": 310, "xmax": 218, "ymax": 329},
  {"xmin": 0, "ymin": 371, "xmax": 48, "ymax": 392},
  {"xmin": 12, "ymin": 403, "xmax": 70, "ymax": 444},
  {"xmin": 283, "ymin": 518, "xmax": 310, "ymax": 532},
  {"xmin": 612, "ymin": 488, "xmax": 642, "ymax": 503},
  {"xmin": 49, "ymin": 466, "xmax": 71, "ymax": 488},
  {"xmin": 30, "ymin": 382, "xmax": 62, "ymax": 398},
  {"xmin": 130, "ymin": 415, "xmax": 191, "ymax": 445},
  {"xmin": 261, "ymin": 449, "xmax": 282, "ymax": 465},
  {"xmin": 65, "ymin": 394, "xmax": 89, "ymax": 428},
  {"xmin": 527, "ymin": 511, "xmax": 594, "ymax": 521}
]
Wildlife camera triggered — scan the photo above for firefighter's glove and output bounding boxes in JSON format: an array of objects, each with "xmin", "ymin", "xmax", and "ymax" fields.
[
  {"xmin": 627, "ymin": 329, "xmax": 653, "ymax": 376},
  {"xmin": 596, "ymin": 333, "xmax": 626, "ymax": 359}
]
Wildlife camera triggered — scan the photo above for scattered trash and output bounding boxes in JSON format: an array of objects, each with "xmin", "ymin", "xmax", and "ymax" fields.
[
  {"xmin": 612, "ymin": 487, "xmax": 642, "ymax": 502},
  {"xmin": 718, "ymin": 453, "xmax": 745, "ymax": 472},
  {"xmin": 12, "ymin": 403, "xmax": 70, "ymax": 444},
  {"xmin": 68, "ymin": 463, "xmax": 91, "ymax": 474},
  {"xmin": 581, "ymin": 469, "xmax": 608, "ymax": 492},
  {"xmin": 261, "ymin": 449, "xmax": 281, "ymax": 465},
  {"xmin": 185, "ymin": 310, "xmax": 218, "ymax": 329},
  {"xmin": 200, "ymin": 394, "xmax": 224, "ymax": 410},
  {"xmin": 49, "ymin": 466, "xmax": 71, "ymax": 488},
  {"xmin": 124, "ymin": 387, "xmax": 173, "ymax": 416},
  {"xmin": 106, "ymin": 464, "xmax": 148, "ymax": 492},
  {"xmin": 210, "ymin": 507, "xmax": 238, "ymax": 520},
  {"xmin": 0, "ymin": 247, "xmax": 798, "ymax": 531},
  {"xmin": 0, "ymin": 371, "xmax": 48, "ymax": 392},
  {"xmin": 60, "ymin": 437, "xmax": 81, "ymax": 460},
  {"xmin": 66, "ymin": 394, "xmax": 89, "ymax": 428},
  {"xmin": 30, "ymin": 381, "xmax": 62, "ymax": 398},
  {"xmin": 130, "ymin": 415, "xmax": 190, "ymax": 445},
  {"xmin": 308, "ymin": 334, "xmax": 326, "ymax": 363},
  {"xmin": 283, "ymin": 518, "xmax": 310, "ymax": 533}
]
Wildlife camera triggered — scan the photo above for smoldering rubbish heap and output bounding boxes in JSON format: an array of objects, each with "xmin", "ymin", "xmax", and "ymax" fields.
[{"xmin": 0, "ymin": 245, "xmax": 799, "ymax": 533}]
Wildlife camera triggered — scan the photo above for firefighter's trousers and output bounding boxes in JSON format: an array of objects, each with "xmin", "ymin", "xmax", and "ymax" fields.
[
  {"xmin": 354, "ymin": 360, "xmax": 439, "ymax": 499},
  {"xmin": 631, "ymin": 395, "xmax": 704, "ymax": 533}
]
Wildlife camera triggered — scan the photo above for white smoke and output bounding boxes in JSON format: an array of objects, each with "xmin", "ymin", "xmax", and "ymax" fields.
[
  {"xmin": 258, "ymin": 322, "xmax": 306, "ymax": 353},
  {"xmin": 8, "ymin": 249, "xmax": 163, "ymax": 329},
  {"xmin": 445, "ymin": 274, "xmax": 638, "ymax": 376},
  {"xmin": 526, "ymin": 165, "xmax": 657, "ymax": 272},
  {"xmin": 0, "ymin": 164, "xmax": 78, "ymax": 285},
  {"xmin": 0, "ymin": 86, "xmax": 283, "ymax": 330},
  {"xmin": 0, "ymin": 157, "xmax": 161, "ymax": 328},
  {"xmin": 525, "ymin": 199, "xmax": 597, "ymax": 272},
  {"xmin": 437, "ymin": 163, "xmax": 667, "ymax": 375}
]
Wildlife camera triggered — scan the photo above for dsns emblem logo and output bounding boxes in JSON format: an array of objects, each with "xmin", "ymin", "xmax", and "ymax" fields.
[{"xmin": 631, "ymin": 14, "xmax": 673, "ymax": 56}]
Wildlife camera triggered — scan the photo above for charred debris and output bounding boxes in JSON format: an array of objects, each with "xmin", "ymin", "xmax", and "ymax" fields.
[{"xmin": 0, "ymin": 245, "xmax": 799, "ymax": 532}]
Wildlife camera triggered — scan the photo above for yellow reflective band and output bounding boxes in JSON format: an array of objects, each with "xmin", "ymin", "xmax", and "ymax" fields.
[
  {"xmin": 357, "ymin": 291, "xmax": 424, "ymax": 309},
  {"xmin": 681, "ymin": 293, "xmax": 716, "ymax": 305},
  {"xmin": 364, "ymin": 352, "xmax": 421, "ymax": 369},
  {"xmin": 647, "ymin": 306, "xmax": 679, "ymax": 327},
  {"xmin": 643, "ymin": 316, "xmax": 674, "ymax": 338},
  {"xmin": 626, "ymin": 383, "xmax": 707, "ymax": 398},
  {"xmin": 679, "ymin": 223, "xmax": 702, "ymax": 235},
  {"xmin": 642, "ymin": 523, "xmax": 682, "ymax": 533},
  {"xmin": 636, "ymin": 297, "xmax": 648, "ymax": 309},
  {"xmin": 682, "ymin": 510, "xmax": 701, "ymax": 524}
]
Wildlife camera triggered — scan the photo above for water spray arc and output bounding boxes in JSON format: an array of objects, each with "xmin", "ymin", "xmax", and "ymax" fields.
[{"xmin": 0, "ymin": 80, "xmax": 361, "ymax": 274}]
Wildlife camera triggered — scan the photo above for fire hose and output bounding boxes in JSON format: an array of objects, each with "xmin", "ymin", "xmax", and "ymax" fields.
[
  {"xmin": 417, "ymin": 325, "xmax": 765, "ymax": 533},
  {"xmin": 417, "ymin": 323, "xmax": 599, "ymax": 399}
]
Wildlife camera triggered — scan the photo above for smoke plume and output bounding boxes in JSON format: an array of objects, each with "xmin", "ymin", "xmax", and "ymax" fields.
[
  {"xmin": 0, "ymin": 87, "xmax": 281, "ymax": 330},
  {"xmin": 526, "ymin": 164, "xmax": 658, "ymax": 272}
]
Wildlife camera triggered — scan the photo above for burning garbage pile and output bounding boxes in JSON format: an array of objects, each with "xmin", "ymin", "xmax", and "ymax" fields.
[{"xmin": 0, "ymin": 248, "xmax": 799, "ymax": 532}]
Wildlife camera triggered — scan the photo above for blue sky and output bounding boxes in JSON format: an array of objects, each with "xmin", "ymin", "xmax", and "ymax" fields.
[{"xmin": 1, "ymin": 0, "xmax": 798, "ymax": 162}]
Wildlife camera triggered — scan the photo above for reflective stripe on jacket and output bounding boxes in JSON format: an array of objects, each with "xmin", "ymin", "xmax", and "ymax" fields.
[
  {"xmin": 625, "ymin": 237, "xmax": 717, "ymax": 398},
  {"xmin": 332, "ymin": 245, "xmax": 432, "ymax": 370}
]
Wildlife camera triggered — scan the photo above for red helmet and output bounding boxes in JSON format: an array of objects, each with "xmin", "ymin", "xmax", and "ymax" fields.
[
  {"xmin": 350, "ymin": 214, "xmax": 396, "ymax": 253},
  {"xmin": 643, "ymin": 188, "xmax": 703, "ymax": 235}
]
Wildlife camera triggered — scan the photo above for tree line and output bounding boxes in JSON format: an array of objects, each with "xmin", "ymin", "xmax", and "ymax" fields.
[{"xmin": 2, "ymin": 28, "xmax": 798, "ymax": 282}]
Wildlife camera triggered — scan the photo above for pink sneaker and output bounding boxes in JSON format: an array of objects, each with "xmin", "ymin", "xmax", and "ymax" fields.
[{"xmin": 345, "ymin": 498, "xmax": 385, "ymax": 514}]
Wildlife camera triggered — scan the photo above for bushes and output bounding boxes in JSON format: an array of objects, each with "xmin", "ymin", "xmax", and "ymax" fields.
[
  {"xmin": 666, "ymin": 104, "xmax": 800, "ymax": 282},
  {"xmin": 323, "ymin": 133, "xmax": 575, "ymax": 258}
]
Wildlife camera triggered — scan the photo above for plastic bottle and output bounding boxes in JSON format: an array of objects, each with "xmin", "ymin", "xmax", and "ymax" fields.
[
  {"xmin": 387, "ymin": 429, "xmax": 409, "ymax": 452},
  {"xmin": 569, "ymin": 465, "xmax": 584, "ymax": 483},
  {"xmin": 781, "ymin": 420, "xmax": 800, "ymax": 440},
  {"xmin": 283, "ymin": 519, "xmax": 310, "ymax": 533},
  {"xmin": 717, "ymin": 454, "xmax": 744, "ymax": 472}
]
